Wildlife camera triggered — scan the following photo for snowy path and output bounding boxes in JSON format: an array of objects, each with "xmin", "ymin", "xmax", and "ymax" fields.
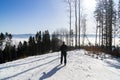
[{"xmin": 0, "ymin": 50, "xmax": 120, "ymax": 80}]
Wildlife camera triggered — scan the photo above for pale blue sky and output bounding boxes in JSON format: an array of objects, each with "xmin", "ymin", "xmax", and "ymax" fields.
[
  {"xmin": 0, "ymin": 0, "xmax": 118, "ymax": 34},
  {"xmin": 0, "ymin": 0, "xmax": 67, "ymax": 34}
]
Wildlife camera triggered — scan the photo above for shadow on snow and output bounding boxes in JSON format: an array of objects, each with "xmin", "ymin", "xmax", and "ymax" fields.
[
  {"xmin": 39, "ymin": 64, "xmax": 64, "ymax": 80},
  {"xmin": 1, "ymin": 57, "xmax": 59, "ymax": 80},
  {"xmin": 105, "ymin": 60, "xmax": 120, "ymax": 69},
  {"xmin": 0, "ymin": 55, "xmax": 57, "ymax": 70}
]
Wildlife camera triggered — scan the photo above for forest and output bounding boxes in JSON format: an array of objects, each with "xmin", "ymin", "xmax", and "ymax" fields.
[{"xmin": 0, "ymin": 31, "xmax": 64, "ymax": 63}]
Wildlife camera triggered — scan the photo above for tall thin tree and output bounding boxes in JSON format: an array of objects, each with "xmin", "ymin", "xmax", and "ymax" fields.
[
  {"xmin": 74, "ymin": 0, "xmax": 78, "ymax": 47},
  {"xmin": 78, "ymin": 0, "xmax": 81, "ymax": 47}
]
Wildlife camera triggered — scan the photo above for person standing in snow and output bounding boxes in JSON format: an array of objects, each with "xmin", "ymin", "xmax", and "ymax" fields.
[{"xmin": 60, "ymin": 42, "xmax": 67, "ymax": 65}]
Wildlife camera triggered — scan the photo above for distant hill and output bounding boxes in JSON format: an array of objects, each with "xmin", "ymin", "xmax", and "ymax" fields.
[
  {"xmin": 12, "ymin": 34, "xmax": 35, "ymax": 38},
  {"xmin": 12, "ymin": 34, "xmax": 119, "ymax": 39},
  {"xmin": 12, "ymin": 34, "xmax": 97, "ymax": 38}
]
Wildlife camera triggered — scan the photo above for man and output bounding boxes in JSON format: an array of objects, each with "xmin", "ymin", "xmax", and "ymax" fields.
[{"xmin": 60, "ymin": 42, "xmax": 67, "ymax": 65}]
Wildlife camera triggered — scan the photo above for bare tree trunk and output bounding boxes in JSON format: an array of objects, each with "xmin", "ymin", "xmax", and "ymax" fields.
[
  {"xmin": 65, "ymin": 0, "xmax": 72, "ymax": 46},
  {"xmin": 98, "ymin": 26, "xmax": 101, "ymax": 46},
  {"xmin": 95, "ymin": 21, "xmax": 98, "ymax": 46},
  {"xmin": 71, "ymin": 29, "xmax": 74, "ymax": 46},
  {"xmin": 78, "ymin": 0, "xmax": 81, "ymax": 47},
  {"xmin": 101, "ymin": 14, "xmax": 104, "ymax": 46},
  {"xmin": 118, "ymin": 0, "xmax": 120, "ymax": 47},
  {"xmin": 82, "ymin": 15, "xmax": 86, "ymax": 46},
  {"xmin": 108, "ymin": 0, "xmax": 113, "ymax": 51},
  {"xmin": 68, "ymin": 0, "xmax": 72, "ymax": 46},
  {"xmin": 75, "ymin": 0, "xmax": 78, "ymax": 47}
]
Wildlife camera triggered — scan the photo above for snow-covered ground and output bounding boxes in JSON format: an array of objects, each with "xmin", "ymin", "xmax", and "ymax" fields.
[{"xmin": 0, "ymin": 50, "xmax": 120, "ymax": 80}]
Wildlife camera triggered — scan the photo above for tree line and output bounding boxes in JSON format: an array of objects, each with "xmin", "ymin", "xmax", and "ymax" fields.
[
  {"xmin": 65, "ymin": 0, "xmax": 120, "ymax": 56},
  {"xmin": 65, "ymin": 0, "xmax": 87, "ymax": 47},
  {"xmin": 94, "ymin": 0, "xmax": 120, "ymax": 50},
  {"xmin": 0, "ymin": 31, "xmax": 62, "ymax": 63}
]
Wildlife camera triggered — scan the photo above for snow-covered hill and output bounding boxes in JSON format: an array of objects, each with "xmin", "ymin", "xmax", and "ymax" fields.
[{"xmin": 0, "ymin": 50, "xmax": 120, "ymax": 80}]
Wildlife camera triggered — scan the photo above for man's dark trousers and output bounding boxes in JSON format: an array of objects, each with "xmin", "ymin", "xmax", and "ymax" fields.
[{"xmin": 60, "ymin": 52, "xmax": 67, "ymax": 64}]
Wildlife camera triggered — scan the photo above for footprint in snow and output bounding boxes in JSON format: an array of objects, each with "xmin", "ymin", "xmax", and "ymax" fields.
[{"xmin": 86, "ymin": 74, "xmax": 91, "ymax": 77}]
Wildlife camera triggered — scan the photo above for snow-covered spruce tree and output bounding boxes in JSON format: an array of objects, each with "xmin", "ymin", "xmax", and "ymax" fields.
[{"xmin": 0, "ymin": 33, "xmax": 16, "ymax": 63}]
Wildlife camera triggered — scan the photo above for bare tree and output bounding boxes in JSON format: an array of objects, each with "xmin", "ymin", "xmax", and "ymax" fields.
[
  {"xmin": 78, "ymin": 0, "xmax": 81, "ymax": 47},
  {"xmin": 55, "ymin": 28, "xmax": 69, "ymax": 45},
  {"xmin": 95, "ymin": 0, "xmax": 116, "ymax": 51},
  {"xmin": 65, "ymin": 0, "xmax": 73, "ymax": 46},
  {"xmin": 81, "ymin": 15, "xmax": 86, "ymax": 46},
  {"xmin": 74, "ymin": 0, "xmax": 78, "ymax": 47},
  {"xmin": 118, "ymin": 0, "xmax": 120, "ymax": 46}
]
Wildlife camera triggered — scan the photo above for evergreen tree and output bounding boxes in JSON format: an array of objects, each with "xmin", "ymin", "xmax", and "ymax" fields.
[
  {"xmin": 42, "ymin": 30, "xmax": 51, "ymax": 53},
  {"xmin": 35, "ymin": 31, "xmax": 42, "ymax": 54},
  {"xmin": 11, "ymin": 45, "xmax": 17, "ymax": 60},
  {"xmin": 17, "ymin": 41, "xmax": 23, "ymax": 58},
  {"xmin": 0, "ymin": 33, "xmax": 5, "ymax": 49},
  {"xmin": 22, "ymin": 41, "xmax": 29, "ymax": 56},
  {"xmin": 28, "ymin": 36, "xmax": 36, "ymax": 55},
  {"xmin": 0, "ymin": 49, "xmax": 3, "ymax": 63},
  {"xmin": 3, "ymin": 45, "xmax": 9, "ymax": 62}
]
